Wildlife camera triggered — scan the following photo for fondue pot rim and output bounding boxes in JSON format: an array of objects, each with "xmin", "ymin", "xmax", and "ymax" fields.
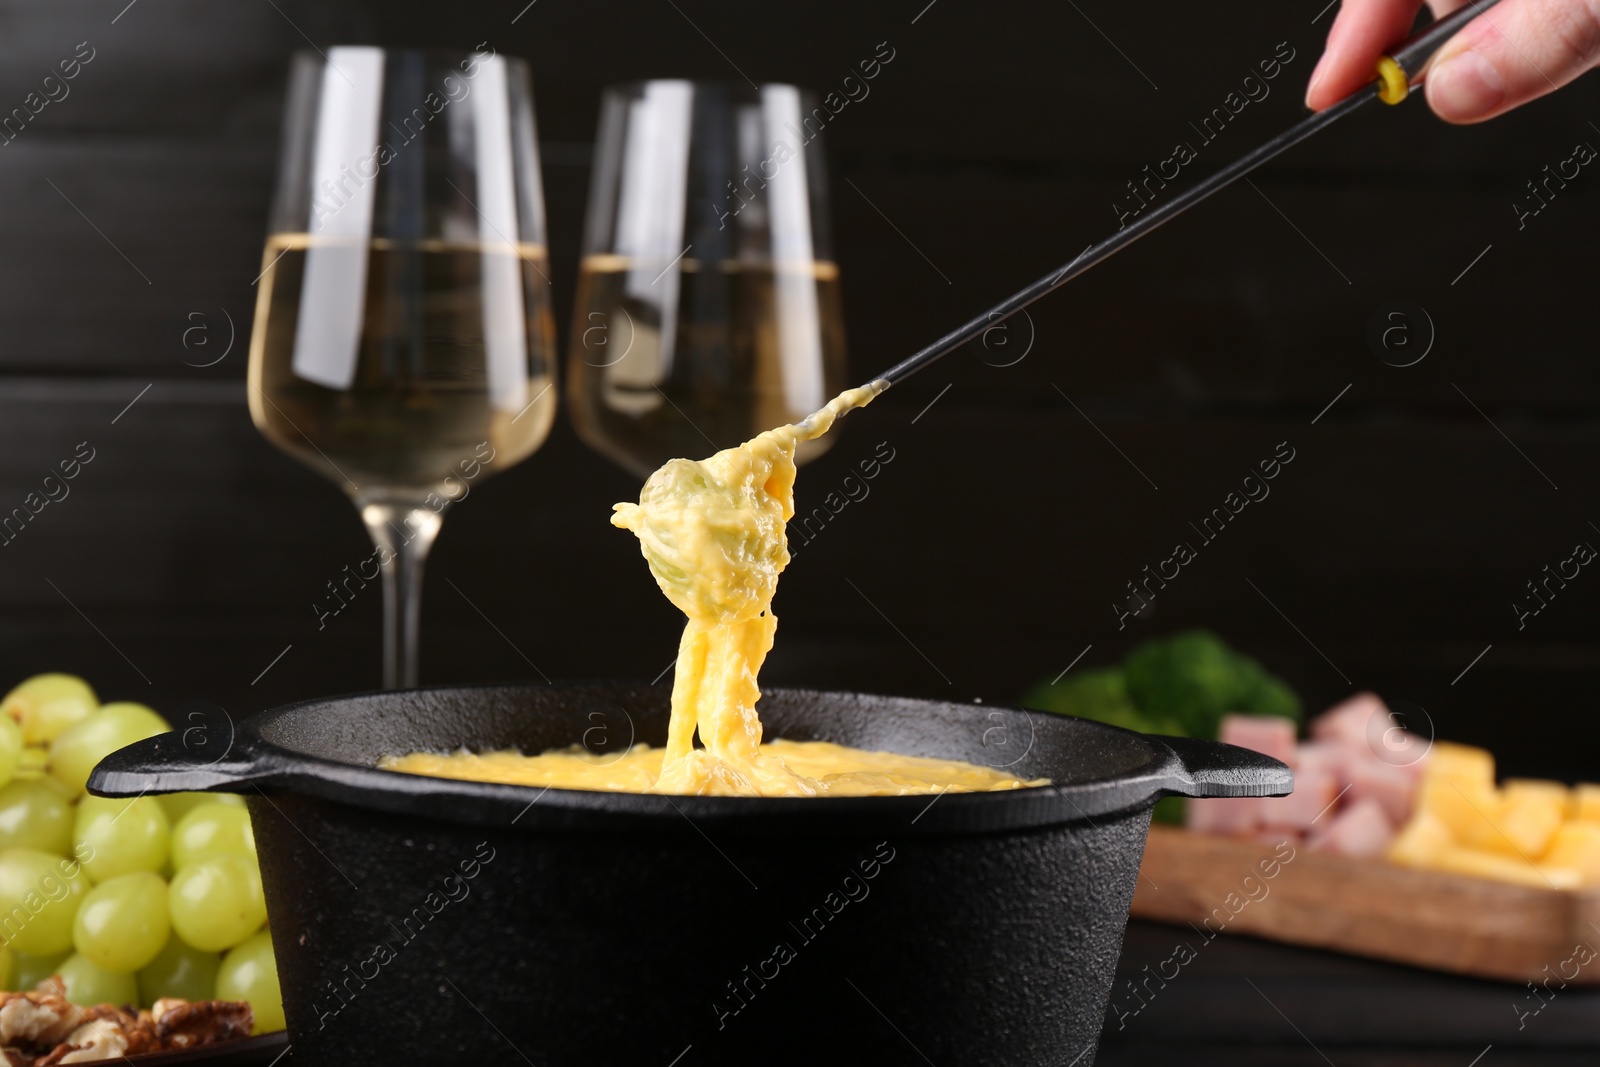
[{"xmin": 88, "ymin": 681, "xmax": 1291, "ymax": 836}]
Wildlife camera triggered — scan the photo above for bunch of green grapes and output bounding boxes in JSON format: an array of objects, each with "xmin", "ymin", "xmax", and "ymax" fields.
[{"xmin": 0, "ymin": 674, "xmax": 283, "ymax": 1034}]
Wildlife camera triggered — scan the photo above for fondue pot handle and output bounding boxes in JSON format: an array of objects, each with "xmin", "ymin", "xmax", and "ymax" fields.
[
  {"xmin": 87, "ymin": 726, "xmax": 286, "ymax": 799},
  {"xmin": 1153, "ymin": 734, "xmax": 1294, "ymax": 798}
]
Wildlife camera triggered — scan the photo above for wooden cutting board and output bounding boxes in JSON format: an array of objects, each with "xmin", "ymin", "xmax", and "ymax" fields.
[{"xmin": 1131, "ymin": 825, "xmax": 1600, "ymax": 985}]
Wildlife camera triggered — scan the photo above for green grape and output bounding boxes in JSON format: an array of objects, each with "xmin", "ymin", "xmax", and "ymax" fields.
[
  {"xmin": 48, "ymin": 702, "xmax": 169, "ymax": 797},
  {"xmin": 14, "ymin": 747, "xmax": 48, "ymax": 781},
  {"xmin": 0, "ymin": 716, "xmax": 22, "ymax": 794},
  {"xmin": 168, "ymin": 856, "xmax": 265, "ymax": 952},
  {"xmin": 75, "ymin": 795, "xmax": 169, "ymax": 882},
  {"xmin": 138, "ymin": 937, "xmax": 219, "ymax": 1004},
  {"xmin": 12, "ymin": 949, "xmax": 69, "ymax": 991},
  {"xmin": 0, "ymin": 780, "xmax": 75, "ymax": 854},
  {"xmin": 0, "ymin": 674, "xmax": 97, "ymax": 746},
  {"xmin": 0, "ymin": 848, "xmax": 90, "ymax": 955},
  {"xmin": 216, "ymin": 930, "xmax": 284, "ymax": 1034},
  {"xmin": 73, "ymin": 872, "xmax": 170, "ymax": 975},
  {"xmin": 54, "ymin": 952, "xmax": 138, "ymax": 1006},
  {"xmin": 159, "ymin": 791, "xmax": 244, "ymax": 825},
  {"xmin": 172, "ymin": 804, "xmax": 254, "ymax": 870}
]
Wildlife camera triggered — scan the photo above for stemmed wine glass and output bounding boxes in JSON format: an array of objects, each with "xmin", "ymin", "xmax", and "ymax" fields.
[
  {"xmin": 566, "ymin": 80, "xmax": 847, "ymax": 477},
  {"xmin": 248, "ymin": 47, "xmax": 557, "ymax": 688}
]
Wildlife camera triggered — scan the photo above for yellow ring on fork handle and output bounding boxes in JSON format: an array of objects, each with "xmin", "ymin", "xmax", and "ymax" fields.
[{"xmin": 1375, "ymin": 55, "xmax": 1409, "ymax": 104}]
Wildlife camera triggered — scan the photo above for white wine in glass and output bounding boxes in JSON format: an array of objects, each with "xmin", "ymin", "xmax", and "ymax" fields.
[
  {"xmin": 251, "ymin": 234, "xmax": 554, "ymax": 488},
  {"xmin": 249, "ymin": 47, "xmax": 557, "ymax": 688},
  {"xmin": 567, "ymin": 81, "xmax": 848, "ymax": 478}
]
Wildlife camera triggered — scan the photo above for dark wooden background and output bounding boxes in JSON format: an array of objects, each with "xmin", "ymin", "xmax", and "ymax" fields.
[
  {"xmin": 0, "ymin": 0, "xmax": 1595, "ymax": 782},
  {"xmin": 3, "ymin": 1, "xmax": 1599, "ymax": 1059}
]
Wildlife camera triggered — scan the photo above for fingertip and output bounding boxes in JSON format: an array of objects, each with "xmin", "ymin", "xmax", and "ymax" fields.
[
  {"xmin": 1304, "ymin": 59, "xmax": 1376, "ymax": 110},
  {"xmin": 1303, "ymin": 33, "xmax": 1379, "ymax": 109},
  {"xmin": 1305, "ymin": 0, "xmax": 1431, "ymax": 109},
  {"xmin": 1425, "ymin": 47, "xmax": 1508, "ymax": 122},
  {"xmin": 1304, "ymin": 54, "xmax": 1334, "ymax": 109}
]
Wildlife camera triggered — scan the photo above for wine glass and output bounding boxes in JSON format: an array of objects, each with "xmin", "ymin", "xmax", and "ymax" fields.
[
  {"xmin": 248, "ymin": 47, "xmax": 557, "ymax": 688},
  {"xmin": 566, "ymin": 80, "xmax": 847, "ymax": 478}
]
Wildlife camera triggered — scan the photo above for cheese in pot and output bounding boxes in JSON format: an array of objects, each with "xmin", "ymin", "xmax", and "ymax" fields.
[
  {"xmin": 382, "ymin": 383, "xmax": 1046, "ymax": 798},
  {"xmin": 384, "ymin": 739, "xmax": 1040, "ymax": 798}
]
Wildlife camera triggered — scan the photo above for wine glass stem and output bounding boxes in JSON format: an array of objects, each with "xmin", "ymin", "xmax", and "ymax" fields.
[{"xmin": 358, "ymin": 500, "xmax": 444, "ymax": 689}]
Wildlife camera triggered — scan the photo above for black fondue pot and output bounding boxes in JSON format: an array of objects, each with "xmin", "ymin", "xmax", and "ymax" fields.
[{"xmin": 90, "ymin": 683, "xmax": 1290, "ymax": 1067}]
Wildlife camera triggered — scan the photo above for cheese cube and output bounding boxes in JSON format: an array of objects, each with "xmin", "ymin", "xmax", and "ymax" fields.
[
  {"xmin": 1426, "ymin": 742, "xmax": 1495, "ymax": 787},
  {"xmin": 1388, "ymin": 810, "xmax": 1453, "ymax": 868},
  {"xmin": 1541, "ymin": 822, "xmax": 1600, "ymax": 885},
  {"xmin": 1432, "ymin": 845, "xmax": 1579, "ymax": 890},
  {"xmin": 1569, "ymin": 784, "xmax": 1600, "ymax": 823},
  {"xmin": 1418, "ymin": 775, "xmax": 1500, "ymax": 841},
  {"xmin": 1461, "ymin": 790, "xmax": 1563, "ymax": 859},
  {"xmin": 1505, "ymin": 778, "xmax": 1570, "ymax": 807}
]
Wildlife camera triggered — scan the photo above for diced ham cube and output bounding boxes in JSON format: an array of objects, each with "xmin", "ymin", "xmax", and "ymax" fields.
[
  {"xmin": 1219, "ymin": 714, "xmax": 1297, "ymax": 765},
  {"xmin": 1310, "ymin": 692, "xmax": 1391, "ymax": 749},
  {"xmin": 1186, "ymin": 796, "xmax": 1262, "ymax": 837},
  {"xmin": 1308, "ymin": 797, "xmax": 1395, "ymax": 858},
  {"xmin": 1385, "ymin": 735, "xmax": 1433, "ymax": 779},
  {"xmin": 1311, "ymin": 692, "xmax": 1429, "ymax": 772},
  {"xmin": 1347, "ymin": 753, "xmax": 1419, "ymax": 825},
  {"xmin": 1261, "ymin": 761, "xmax": 1339, "ymax": 831},
  {"xmin": 1369, "ymin": 728, "xmax": 1431, "ymax": 776},
  {"xmin": 1292, "ymin": 740, "xmax": 1353, "ymax": 783}
]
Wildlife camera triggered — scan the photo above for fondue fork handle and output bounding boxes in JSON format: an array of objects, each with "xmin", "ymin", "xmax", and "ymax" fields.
[{"xmin": 862, "ymin": 0, "xmax": 1501, "ymax": 393}]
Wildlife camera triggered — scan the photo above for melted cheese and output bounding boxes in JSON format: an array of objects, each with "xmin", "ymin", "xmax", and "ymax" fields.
[
  {"xmin": 382, "ymin": 382, "xmax": 1046, "ymax": 798},
  {"xmin": 384, "ymin": 739, "xmax": 1039, "ymax": 798}
]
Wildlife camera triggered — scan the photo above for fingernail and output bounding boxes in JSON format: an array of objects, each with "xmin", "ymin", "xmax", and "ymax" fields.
[
  {"xmin": 1429, "ymin": 50, "xmax": 1506, "ymax": 121},
  {"xmin": 1304, "ymin": 54, "xmax": 1331, "ymax": 105}
]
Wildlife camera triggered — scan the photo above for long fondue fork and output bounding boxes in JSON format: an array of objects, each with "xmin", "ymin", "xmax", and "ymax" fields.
[{"xmin": 865, "ymin": 0, "xmax": 1502, "ymax": 391}]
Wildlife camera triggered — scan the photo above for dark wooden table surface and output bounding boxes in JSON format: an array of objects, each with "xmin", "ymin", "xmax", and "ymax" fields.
[{"xmin": 1100, "ymin": 920, "xmax": 1600, "ymax": 1065}]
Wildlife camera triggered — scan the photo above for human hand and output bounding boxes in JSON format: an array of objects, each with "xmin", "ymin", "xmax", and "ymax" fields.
[{"xmin": 1305, "ymin": 0, "xmax": 1600, "ymax": 122}]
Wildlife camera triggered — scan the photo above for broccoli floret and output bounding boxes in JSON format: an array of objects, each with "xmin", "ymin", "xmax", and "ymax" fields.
[
  {"xmin": 1022, "ymin": 668, "xmax": 1129, "ymax": 717},
  {"xmin": 1017, "ymin": 631, "xmax": 1296, "ymax": 841},
  {"xmin": 1021, "ymin": 630, "xmax": 1297, "ymax": 741},
  {"xmin": 1021, "ymin": 668, "xmax": 1186, "ymax": 736},
  {"xmin": 1241, "ymin": 670, "xmax": 1301, "ymax": 720},
  {"xmin": 1122, "ymin": 629, "xmax": 1300, "ymax": 739}
]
